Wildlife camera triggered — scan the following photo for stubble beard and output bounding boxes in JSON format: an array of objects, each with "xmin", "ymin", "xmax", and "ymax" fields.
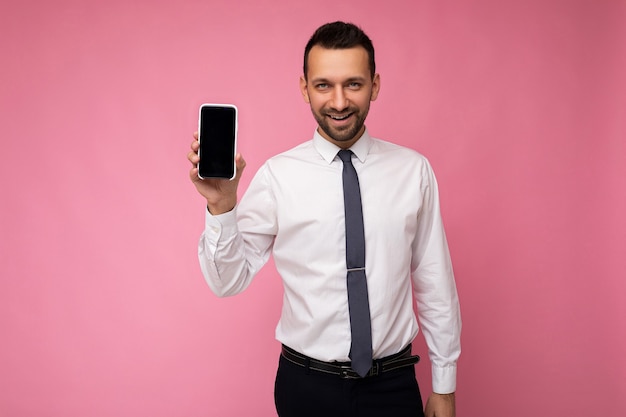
[{"xmin": 312, "ymin": 105, "xmax": 369, "ymax": 143}]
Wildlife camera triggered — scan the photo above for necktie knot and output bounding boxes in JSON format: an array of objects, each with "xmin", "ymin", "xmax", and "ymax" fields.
[{"xmin": 337, "ymin": 149, "xmax": 354, "ymax": 163}]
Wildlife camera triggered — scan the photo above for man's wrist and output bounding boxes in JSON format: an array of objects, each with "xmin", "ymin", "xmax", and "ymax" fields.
[{"xmin": 207, "ymin": 199, "xmax": 236, "ymax": 215}]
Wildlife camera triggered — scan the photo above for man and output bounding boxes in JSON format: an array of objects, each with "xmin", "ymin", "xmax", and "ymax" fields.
[{"xmin": 187, "ymin": 22, "xmax": 461, "ymax": 417}]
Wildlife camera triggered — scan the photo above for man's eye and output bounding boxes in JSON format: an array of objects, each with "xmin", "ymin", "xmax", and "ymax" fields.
[
  {"xmin": 348, "ymin": 83, "xmax": 362, "ymax": 89},
  {"xmin": 316, "ymin": 83, "xmax": 329, "ymax": 89}
]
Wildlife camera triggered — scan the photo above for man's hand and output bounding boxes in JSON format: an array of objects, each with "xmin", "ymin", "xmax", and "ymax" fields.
[
  {"xmin": 425, "ymin": 392, "xmax": 456, "ymax": 417},
  {"xmin": 187, "ymin": 132, "xmax": 246, "ymax": 214}
]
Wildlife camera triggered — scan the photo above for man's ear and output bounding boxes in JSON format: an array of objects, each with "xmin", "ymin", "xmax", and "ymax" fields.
[
  {"xmin": 299, "ymin": 76, "xmax": 310, "ymax": 103},
  {"xmin": 370, "ymin": 73, "xmax": 381, "ymax": 101}
]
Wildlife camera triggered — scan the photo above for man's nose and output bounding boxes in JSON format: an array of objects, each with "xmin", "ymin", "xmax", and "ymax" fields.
[{"xmin": 330, "ymin": 86, "xmax": 348, "ymax": 111}]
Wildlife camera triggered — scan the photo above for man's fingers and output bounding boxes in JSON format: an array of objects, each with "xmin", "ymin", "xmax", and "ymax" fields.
[
  {"xmin": 189, "ymin": 166, "xmax": 200, "ymax": 182},
  {"xmin": 188, "ymin": 150, "xmax": 199, "ymax": 164}
]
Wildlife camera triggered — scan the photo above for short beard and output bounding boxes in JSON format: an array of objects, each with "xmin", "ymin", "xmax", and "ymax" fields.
[{"xmin": 312, "ymin": 106, "xmax": 369, "ymax": 143}]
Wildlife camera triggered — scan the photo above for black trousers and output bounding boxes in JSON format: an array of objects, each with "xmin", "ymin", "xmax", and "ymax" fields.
[{"xmin": 274, "ymin": 354, "xmax": 425, "ymax": 417}]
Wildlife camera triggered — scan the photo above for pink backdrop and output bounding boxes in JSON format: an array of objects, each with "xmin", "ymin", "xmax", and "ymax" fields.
[{"xmin": 1, "ymin": 0, "xmax": 625, "ymax": 415}]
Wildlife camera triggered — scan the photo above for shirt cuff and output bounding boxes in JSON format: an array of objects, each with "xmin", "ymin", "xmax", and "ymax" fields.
[
  {"xmin": 432, "ymin": 364, "xmax": 457, "ymax": 394},
  {"xmin": 204, "ymin": 206, "xmax": 238, "ymax": 229}
]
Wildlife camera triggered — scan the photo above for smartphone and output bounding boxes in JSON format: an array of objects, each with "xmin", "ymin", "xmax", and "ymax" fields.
[{"xmin": 197, "ymin": 103, "xmax": 238, "ymax": 180}]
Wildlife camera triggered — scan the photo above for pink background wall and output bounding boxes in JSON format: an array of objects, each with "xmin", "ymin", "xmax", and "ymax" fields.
[{"xmin": 1, "ymin": 0, "xmax": 625, "ymax": 415}]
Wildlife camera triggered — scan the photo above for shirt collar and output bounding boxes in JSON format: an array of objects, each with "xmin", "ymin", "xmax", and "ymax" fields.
[{"xmin": 313, "ymin": 128, "xmax": 372, "ymax": 164}]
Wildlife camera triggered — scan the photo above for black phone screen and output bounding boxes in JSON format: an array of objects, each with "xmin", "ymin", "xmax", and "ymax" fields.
[{"xmin": 198, "ymin": 105, "xmax": 237, "ymax": 179}]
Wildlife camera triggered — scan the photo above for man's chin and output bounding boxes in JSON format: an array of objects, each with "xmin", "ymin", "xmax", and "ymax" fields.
[{"xmin": 321, "ymin": 125, "xmax": 361, "ymax": 143}]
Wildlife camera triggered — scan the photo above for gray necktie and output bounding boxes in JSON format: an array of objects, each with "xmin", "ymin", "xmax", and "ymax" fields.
[{"xmin": 337, "ymin": 149, "xmax": 373, "ymax": 377}]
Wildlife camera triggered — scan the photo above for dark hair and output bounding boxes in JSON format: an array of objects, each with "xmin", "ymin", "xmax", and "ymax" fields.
[{"xmin": 303, "ymin": 21, "xmax": 376, "ymax": 80}]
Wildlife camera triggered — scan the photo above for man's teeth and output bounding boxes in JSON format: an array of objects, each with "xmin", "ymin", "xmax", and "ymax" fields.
[{"xmin": 330, "ymin": 114, "xmax": 350, "ymax": 120}]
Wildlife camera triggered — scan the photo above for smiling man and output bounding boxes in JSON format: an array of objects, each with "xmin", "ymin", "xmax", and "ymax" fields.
[
  {"xmin": 188, "ymin": 22, "xmax": 461, "ymax": 417},
  {"xmin": 301, "ymin": 44, "xmax": 379, "ymax": 148}
]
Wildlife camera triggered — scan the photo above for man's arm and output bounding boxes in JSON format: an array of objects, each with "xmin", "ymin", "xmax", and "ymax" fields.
[
  {"xmin": 189, "ymin": 132, "xmax": 275, "ymax": 297},
  {"xmin": 411, "ymin": 159, "xmax": 461, "ymax": 413}
]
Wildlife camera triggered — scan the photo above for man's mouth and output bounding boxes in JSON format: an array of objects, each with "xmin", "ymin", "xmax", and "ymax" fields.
[{"xmin": 327, "ymin": 113, "xmax": 353, "ymax": 121}]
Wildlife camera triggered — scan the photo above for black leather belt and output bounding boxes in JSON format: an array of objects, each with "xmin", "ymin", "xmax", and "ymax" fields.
[{"xmin": 281, "ymin": 344, "xmax": 420, "ymax": 379}]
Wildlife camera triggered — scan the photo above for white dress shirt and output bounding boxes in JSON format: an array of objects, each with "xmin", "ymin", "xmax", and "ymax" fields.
[{"xmin": 198, "ymin": 129, "xmax": 461, "ymax": 393}]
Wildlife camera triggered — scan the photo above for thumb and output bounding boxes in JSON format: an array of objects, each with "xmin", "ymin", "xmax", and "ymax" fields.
[{"xmin": 233, "ymin": 153, "xmax": 246, "ymax": 181}]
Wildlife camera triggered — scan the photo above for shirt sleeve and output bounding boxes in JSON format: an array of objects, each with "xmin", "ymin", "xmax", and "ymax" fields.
[
  {"xmin": 198, "ymin": 165, "xmax": 277, "ymax": 297},
  {"xmin": 411, "ymin": 159, "xmax": 462, "ymax": 394}
]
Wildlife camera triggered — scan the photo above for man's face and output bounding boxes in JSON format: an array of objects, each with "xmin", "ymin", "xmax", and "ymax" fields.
[{"xmin": 300, "ymin": 45, "xmax": 380, "ymax": 149}]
